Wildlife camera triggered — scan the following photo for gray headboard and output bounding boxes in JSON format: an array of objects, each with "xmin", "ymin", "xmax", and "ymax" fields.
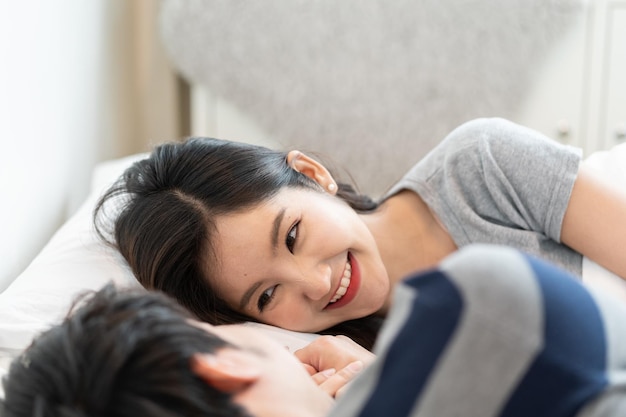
[{"xmin": 159, "ymin": 0, "xmax": 583, "ymax": 197}]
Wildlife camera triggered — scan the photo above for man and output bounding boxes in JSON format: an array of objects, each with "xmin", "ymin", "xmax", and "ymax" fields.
[
  {"xmin": 322, "ymin": 245, "xmax": 626, "ymax": 417},
  {"xmin": 0, "ymin": 282, "xmax": 361, "ymax": 417},
  {"xmin": 3, "ymin": 245, "xmax": 626, "ymax": 416}
]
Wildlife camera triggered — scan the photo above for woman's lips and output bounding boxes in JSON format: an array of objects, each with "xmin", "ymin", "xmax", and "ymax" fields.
[{"xmin": 325, "ymin": 253, "xmax": 360, "ymax": 310}]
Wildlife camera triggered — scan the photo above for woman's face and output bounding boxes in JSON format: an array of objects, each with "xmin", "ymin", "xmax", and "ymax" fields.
[{"xmin": 209, "ymin": 187, "xmax": 390, "ymax": 332}]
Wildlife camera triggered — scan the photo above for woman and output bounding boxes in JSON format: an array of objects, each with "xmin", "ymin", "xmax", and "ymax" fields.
[{"xmin": 94, "ymin": 118, "xmax": 626, "ymax": 348}]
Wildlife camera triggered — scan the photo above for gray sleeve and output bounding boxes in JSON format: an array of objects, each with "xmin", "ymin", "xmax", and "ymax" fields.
[
  {"xmin": 392, "ymin": 119, "xmax": 581, "ymax": 240},
  {"xmin": 388, "ymin": 117, "xmax": 582, "ymax": 246}
]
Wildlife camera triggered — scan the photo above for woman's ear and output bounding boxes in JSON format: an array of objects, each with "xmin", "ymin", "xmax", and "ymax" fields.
[
  {"xmin": 286, "ymin": 151, "xmax": 337, "ymax": 194},
  {"xmin": 190, "ymin": 350, "xmax": 262, "ymax": 393}
]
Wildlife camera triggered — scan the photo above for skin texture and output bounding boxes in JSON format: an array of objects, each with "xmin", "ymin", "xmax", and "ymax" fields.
[
  {"xmin": 560, "ymin": 162, "xmax": 626, "ymax": 278},
  {"xmin": 191, "ymin": 323, "xmax": 369, "ymax": 416},
  {"xmin": 208, "ymin": 151, "xmax": 626, "ymax": 334},
  {"xmin": 209, "ymin": 151, "xmax": 459, "ymax": 333},
  {"xmin": 295, "ymin": 335, "xmax": 376, "ymax": 371},
  {"xmin": 211, "ymin": 187, "xmax": 389, "ymax": 332}
]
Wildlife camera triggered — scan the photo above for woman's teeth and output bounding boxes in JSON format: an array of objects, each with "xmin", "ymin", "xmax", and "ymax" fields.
[{"xmin": 329, "ymin": 260, "xmax": 352, "ymax": 304}]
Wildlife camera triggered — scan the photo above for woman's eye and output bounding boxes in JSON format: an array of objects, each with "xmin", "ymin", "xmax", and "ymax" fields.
[
  {"xmin": 286, "ymin": 221, "xmax": 299, "ymax": 253},
  {"xmin": 257, "ymin": 285, "xmax": 277, "ymax": 312}
]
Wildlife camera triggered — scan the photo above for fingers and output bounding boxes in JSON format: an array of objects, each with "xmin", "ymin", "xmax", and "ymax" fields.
[
  {"xmin": 295, "ymin": 335, "xmax": 375, "ymax": 374},
  {"xmin": 311, "ymin": 360, "xmax": 365, "ymax": 398},
  {"xmin": 301, "ymin": 363, "xmax": 317, "ymax": 376},
  {"xmin": 295, "ymin": 335, "xmax": 373, "ymax": 398},
  {"xmin": 311, "ymin": 367, "xmax": 337, "ymax": 385}
]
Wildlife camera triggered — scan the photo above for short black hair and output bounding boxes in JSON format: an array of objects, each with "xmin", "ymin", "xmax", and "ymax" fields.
[{"xmin": 1, "ymin": 284, "xmax": 252, "ymax": 417}]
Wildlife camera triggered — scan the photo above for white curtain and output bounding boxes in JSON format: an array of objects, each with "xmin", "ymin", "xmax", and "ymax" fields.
[{"xmin": 103, "ymin": 0, "xmax": 187, "ymax": 158}]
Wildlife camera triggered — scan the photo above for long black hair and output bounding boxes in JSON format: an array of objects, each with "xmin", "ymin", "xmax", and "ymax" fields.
[{"xmin": 94, "ymin": 137, "xmax": 382, "ymax": 349}]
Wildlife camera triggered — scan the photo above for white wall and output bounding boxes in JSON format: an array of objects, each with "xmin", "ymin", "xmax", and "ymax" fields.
[
  {"xmin": 190, "ymin": 1, "xmax": 626, "ymax": 159},
  {"xmin": 0, "ymin": 0, "xmax": 182, "ymax": 292},
  {"xmin": 516, "ymin": 0, "xmax": 626, "ymax": 155},
  {"xmin": 0, "ymin": 1, "xmax": 106, "ymax": 291}
]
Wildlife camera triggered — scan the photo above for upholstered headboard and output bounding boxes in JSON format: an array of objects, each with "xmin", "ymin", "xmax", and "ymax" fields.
[{"xmin": 159, "ymin": 0, "xmax": 584, "ymax": 197}]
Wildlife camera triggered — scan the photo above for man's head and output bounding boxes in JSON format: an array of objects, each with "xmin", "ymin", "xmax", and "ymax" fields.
[{"xmin": 1, "ymin": 284, "xmax": 333, "ymax": 417}]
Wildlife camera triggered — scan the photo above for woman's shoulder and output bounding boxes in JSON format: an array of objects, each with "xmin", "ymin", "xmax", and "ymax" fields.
[
  {"xmin": 388, "ymin": 118, "xmax": 525, "ymax": 191},
  {"xmin": 443, "ymin": 117, "xmax": 549, "ymax": 153},
  {"xmin": 386, "ymin": 118, "xmax": 580, "ymax": 198},
  {"xmin": 430, "ymin": 117, "xmax": 580, "ymax": 169},
  {"xmin": 414, "ymin": 118, "xmax": 521, "ymax": 171}
]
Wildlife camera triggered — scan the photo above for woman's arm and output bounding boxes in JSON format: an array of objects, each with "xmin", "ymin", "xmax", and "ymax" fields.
[
  {"xmin": 295, "ymin": 335, "xmax": 376, "ymax": 398},
  {"xmin": 295, "ymin": 335, "xmax": 376, "ymax": 375},
  {"xmin": 561, "ymin": 163, "xmax": 626, "ymax": 279}
]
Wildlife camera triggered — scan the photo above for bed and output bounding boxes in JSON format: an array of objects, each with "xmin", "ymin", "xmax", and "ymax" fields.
[
  {"xmin": 0, "ymin": 152, "xmax": 320, "ymax": 396},
  {"xmin": 1, "ymin": 139, "xmax": 626, "ymax": 397}
]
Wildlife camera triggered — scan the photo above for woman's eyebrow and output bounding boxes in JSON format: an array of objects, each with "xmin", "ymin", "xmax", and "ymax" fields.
[{"xmin": 271, "ymin": 207, "xmax": 286, "ymax": 254}]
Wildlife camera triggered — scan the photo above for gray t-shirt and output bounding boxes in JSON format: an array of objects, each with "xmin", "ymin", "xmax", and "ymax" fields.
[{"xmin": 385, "ymin": 118, "xmax": 583, "ymax": 276}]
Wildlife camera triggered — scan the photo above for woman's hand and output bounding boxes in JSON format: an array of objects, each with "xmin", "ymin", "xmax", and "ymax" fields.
[
  {"xmin": 295, "ymin": 335, "xmax": 376, "ymax": 398},
  {"xmin": 309, "ymin": 360, "xmax": 364, "ymax": 399}
]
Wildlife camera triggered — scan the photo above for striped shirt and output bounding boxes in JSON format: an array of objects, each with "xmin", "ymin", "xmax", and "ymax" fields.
[{"xmin": 330, "ymin": 245, "xmax": 626, "ymax": 417}]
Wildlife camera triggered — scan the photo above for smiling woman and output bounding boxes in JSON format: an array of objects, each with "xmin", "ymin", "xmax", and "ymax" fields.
[
  {"xmin": 94, "ymin": 118, "xmax": 626, "ymax": 350},
  {"xmin": 94, "ymin": 136, "xmax": 385, "ymax": 348},
  {"xmin": 210, "ymin": 187, "xmax": 388, "ymax": 332}
]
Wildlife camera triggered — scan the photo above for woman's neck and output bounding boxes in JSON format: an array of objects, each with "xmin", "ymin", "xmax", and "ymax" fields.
[{"xmin": 362, "ymin": 190, "xmax": 457, "ymax": 312}]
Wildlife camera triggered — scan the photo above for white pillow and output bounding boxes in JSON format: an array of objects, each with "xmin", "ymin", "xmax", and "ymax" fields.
[
  {"xmin": 0, "ymin": 155, "xmax": 143, "ymax": 370},
  {"xmin": 0, "ymin": 153, "xmax": 317, "ymax": 391}
]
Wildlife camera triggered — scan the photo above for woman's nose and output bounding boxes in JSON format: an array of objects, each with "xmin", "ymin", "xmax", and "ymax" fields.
[{"xmin": 302, "ymin": 264, "xmax": 332, "ymax": 301}]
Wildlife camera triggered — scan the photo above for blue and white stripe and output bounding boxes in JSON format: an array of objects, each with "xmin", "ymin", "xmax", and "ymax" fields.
[{"xmin": 329, "ymin": 245, "xmax": 626, "ymax": 417}]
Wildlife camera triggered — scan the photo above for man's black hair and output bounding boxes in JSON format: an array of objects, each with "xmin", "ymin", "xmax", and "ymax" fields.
[{"xmin": 1, "ymin": 284, "xmax": 251, "ymax": 417}]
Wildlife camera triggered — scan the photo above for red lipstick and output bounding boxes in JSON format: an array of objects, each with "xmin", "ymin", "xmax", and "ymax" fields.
[{"xmin": 325, "ymin": 253, "xmax": 360, "ymax": 310}]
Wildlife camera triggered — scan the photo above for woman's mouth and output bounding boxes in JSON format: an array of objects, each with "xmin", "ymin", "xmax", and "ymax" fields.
[
  {"xmin": 329, "ymin": 260, "xmax": 352, "ymax": 304},
  {"xmin": 325, "ymin": 253, "xmax": 360, "ymax": 310}
]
